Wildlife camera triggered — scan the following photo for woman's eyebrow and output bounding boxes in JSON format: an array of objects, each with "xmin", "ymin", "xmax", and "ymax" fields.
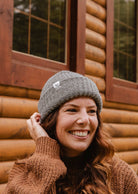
[
  {"xmin": 63, "ymin": 104, "xmax": 78, "ymax": 107},
  {"xmin": 87, "ymin": 105, "xmax": 97, "ymax": 108},
  {"xmin": 63, "ymin": 104, "xmax": 97, "ymax": 108}
]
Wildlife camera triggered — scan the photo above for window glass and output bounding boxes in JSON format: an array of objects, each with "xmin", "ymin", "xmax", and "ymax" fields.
[
  {"xmin": 13, "ymin": 0, "xmax": 66, "ymax": 63},
  {"xmin": 13, "ymin": 12, "xmax": 29, "ymax": 53},
  {"xmin": 30, "ymin": 18, "xmax": 47, "ymax": 58},
  {"xmin": 31, "ymin": 0, "xmax": 48, "ymax": 20},
  {"xmin": 49, "ymin": 25, "xmax": 65, "ymax": 62},
  {"xmin": 114, "ymin": 0, "xmax": 136, "ymax": 82}
]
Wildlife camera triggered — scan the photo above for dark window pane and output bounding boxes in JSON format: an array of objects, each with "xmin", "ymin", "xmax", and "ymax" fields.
[
  {"xmin": 119, "ymin": 53, "xmax": 127, "ymax": 80},
  {"xmin": 119, "ymin": 24, "xmax": 127, "ymax": 53},
  {"xmin": 114, "ymin": 0, "xmax": 136, "ymax": 82},
  {"xmin": 30, "ymin": 18, "xmax": 47, "ymax": 58},
  {"xmin": 31, "ymin": 0, "xmax": 48, "ymax": 20},
  {"xmin": 128, "ymin": 0, "xmax": 136, "ymax": 28},
  {"xmin": 13, "ymin": 0, "xmax": 66, "ymax": 63},
  {"xmin": 50, "ymin": 0, "xmax": 66, "ymax": 26},
  {"xmin": 114, "ymin": 0, "xmax": 119, "ymax": 19},
  {"xmin": 128, "ymin": 29, "xmax": 136, "ymax": 54},
  {"xmin": 14, "ymin": 0, "xmax": 29, "ymax": 13},
  {"xmin": 114, "ymin": 51, "xmax": 119, "ymax": 78},
  {"xmin": 114, "ymin": 21, "xmax": 118, "ymax": 50},
  {"xmin": 119, "ymin": 0, "xmax": 128, "ymax": 24},
  {"xmin": 128, "ymin": 56, "xmax": 136, "ymax": 82},
  {"xmin": 49, "ymin": 25, "xmax": 65, "ymax": 62},
  {"xmin": 13, "ymin": 13, "xmax": 28, "ymax": 53}
]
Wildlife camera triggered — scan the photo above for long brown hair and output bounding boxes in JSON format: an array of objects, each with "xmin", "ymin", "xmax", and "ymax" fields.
[{"xmin": 41, "ymin": 109, "xmax": 115, "ymax": 194}]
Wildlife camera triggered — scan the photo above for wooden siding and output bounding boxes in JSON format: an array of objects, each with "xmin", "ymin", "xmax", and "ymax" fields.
[{"xmin": 0, "ymin": 0, "xmax": 138, "ymax": 191}]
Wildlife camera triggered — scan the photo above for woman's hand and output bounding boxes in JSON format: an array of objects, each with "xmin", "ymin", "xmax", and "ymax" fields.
[{"xmin": 27, "ymin": 112, "xmax": 48, "ymax": 142}]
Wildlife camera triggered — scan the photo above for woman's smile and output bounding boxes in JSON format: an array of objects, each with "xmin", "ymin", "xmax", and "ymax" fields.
[
  {"xmin": 68, "ymin": 130, "xmax": 89, "ymax": 138},
  {"xmin": 56, "ymin": 97, "xmax": 98, "ymax": 157}
]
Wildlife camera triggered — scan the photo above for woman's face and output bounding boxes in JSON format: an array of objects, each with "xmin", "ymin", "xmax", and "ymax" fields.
[{"xmin": 56, "ymin": 97, "xmax": 98, "ymax": 157}]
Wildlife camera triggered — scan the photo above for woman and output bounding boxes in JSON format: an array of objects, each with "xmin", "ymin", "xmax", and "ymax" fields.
[{"xmin": 5, "ymin": 71, "xmax": 138, "ymax": 194}]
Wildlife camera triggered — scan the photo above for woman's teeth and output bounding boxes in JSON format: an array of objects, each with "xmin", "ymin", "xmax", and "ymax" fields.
[{"xmin": 70, "ymin": 131, "xmax": 88, "ymax": 137}]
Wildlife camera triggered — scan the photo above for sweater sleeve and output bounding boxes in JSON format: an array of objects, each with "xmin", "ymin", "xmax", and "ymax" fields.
[
  {"xmin": 4, "ymin": 137, "xmax": 67, "ymax": 194},
  {"xmin": 111, "ymin": 156, "xmax": 138, "ymax": 194}
]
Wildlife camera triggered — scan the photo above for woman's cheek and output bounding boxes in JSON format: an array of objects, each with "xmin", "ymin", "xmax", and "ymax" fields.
[{"xmin": 90, "ymin": 116, "xmax": 98, "ymax": 129}]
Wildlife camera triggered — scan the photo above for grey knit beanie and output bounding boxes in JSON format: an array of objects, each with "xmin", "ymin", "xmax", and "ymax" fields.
[{"xmin": 38, "ymin": 71, "xmax": 102, "ymax": 123}]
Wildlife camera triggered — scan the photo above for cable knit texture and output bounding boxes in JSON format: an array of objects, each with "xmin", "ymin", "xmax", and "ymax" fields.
[{"xmin": 4, "ymin": 137, "xmax": 138, "ymax": 194}]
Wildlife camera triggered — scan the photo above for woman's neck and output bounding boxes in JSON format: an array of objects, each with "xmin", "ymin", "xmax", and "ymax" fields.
[{"xmin": 61, "ymin": 153, "xmax": 86, "ymax": 171}]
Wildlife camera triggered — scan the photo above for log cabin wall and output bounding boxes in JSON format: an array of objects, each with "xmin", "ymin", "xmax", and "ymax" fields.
[
  {"xmin": 0, "ymin": 87, "xmax": 40, "ymax": 192},
  {"xmin": 0, "ymin": 0, "xmax": 138, "ymax": 192}
]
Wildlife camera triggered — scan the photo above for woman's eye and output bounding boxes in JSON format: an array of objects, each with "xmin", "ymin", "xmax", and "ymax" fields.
[
  {"xmin": 66, "ymin": 108, "xmax": 77, "ymax": 112},
  {"xmin": 88, "ymin": 110, "xmax": 96, "ymax": 114}
]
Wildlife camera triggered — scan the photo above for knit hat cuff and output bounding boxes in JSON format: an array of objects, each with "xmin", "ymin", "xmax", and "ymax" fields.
[{"xmin": 38, "ymin": 76, "xmax": 102, "ymax": 122}]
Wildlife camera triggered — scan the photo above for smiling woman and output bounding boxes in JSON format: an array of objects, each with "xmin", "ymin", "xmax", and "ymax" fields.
[{"xmin": 4, "ymin": 71, "xmax": 138, "ymax": 194}]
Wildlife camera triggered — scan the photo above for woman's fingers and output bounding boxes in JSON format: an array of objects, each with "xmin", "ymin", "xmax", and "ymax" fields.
[
  {"xmin": 26, "ymin": 119, "xmax": 32, "ymax": 130},
  {"xmin": 27, "ymin": 112, "xmax": 48, "ymax": 141},
  {"xmin": 30, "ymin": 112, "xmax": 41, "ymax": 124},
  {"xmin": 27, "ymin": 119, "xmax": 36, "ymax": 141}
]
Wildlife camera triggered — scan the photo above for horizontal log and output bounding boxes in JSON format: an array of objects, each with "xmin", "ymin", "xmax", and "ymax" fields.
[
  {"xmin": 102, "ymin": 94, "xmax": 138, "ymax": 112},
  {"xmin": 0, "ymin": 85, "xmax": 40, "ymax": 99},
  {"xmin": 111, "ymin": 138, "xmax": 138, "ymax": 152},
  {"xmin": 85, "ymin": 74, "xmax": 105, "ymax": 92},
  {"xmin": 116, "ymin": 151, "xmax": 138, "ymax": 164},
  {"xmin": 0, "ymin": 118, "xmax": 30, "ymax": 139},
  {"xmin": 86, "ymin": 13, "xmax": 106, "ymax": 34},
  {"xmin": 0, "ymin": 140, "xmax": 35, "ymax": 161},
  {"xmin": 85, "ymin": 43, "xmax": 105, "ymax": 63},
  {"xmin": 86, "ymin": 28, "xmax": 105, "ymax": 49},
  {"xmin": 130, "ymin": 163, "xmax": 138, "ymax": 175},
  {"xmin": 103, "ymin": 123, "xmax": 138, "ymax": 137},
  {"xmin": 86, "ymin": 0, "xmax": 106, "ymax": 20},
  {"xmin": 92, "ymin": 0, "xmax": 106, "ymax": 7},
  {"xmin": 0, "ymin": 96, "xmax": 38, "ymax": 118},
  {"xmin": 85, "ymin": 59, "xmax": 105, "ymax": 78},
  {"xmin": 0, "ymin": 183, "xmax": 7, "ymax": 193},
  {"xmin": 101, "ymin": 108, "xmax": 138, "ymax": 124},
  {"xmin": 0, "ymin": 161, "xmax": 14, "ymax": 183}
]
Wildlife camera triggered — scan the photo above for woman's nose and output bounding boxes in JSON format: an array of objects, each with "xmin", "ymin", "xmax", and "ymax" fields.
[{"xmin": 76, "ymin": 111, "xmax": 89, "ymax": 125}]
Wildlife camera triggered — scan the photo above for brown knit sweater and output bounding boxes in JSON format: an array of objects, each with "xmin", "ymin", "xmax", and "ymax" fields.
[{"xmin": 4, "ymin": 137, "xmax": 138, "ymax": 194}]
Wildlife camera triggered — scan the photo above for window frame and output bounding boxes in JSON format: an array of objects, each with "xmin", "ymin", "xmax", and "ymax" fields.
[
  {"xmin": 0, "ymin": 0, "xmax": 86, "ymax": 90},
  {"xmin": 106, "ymin": 0, "xmax": 138, "ymax": 105}
]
